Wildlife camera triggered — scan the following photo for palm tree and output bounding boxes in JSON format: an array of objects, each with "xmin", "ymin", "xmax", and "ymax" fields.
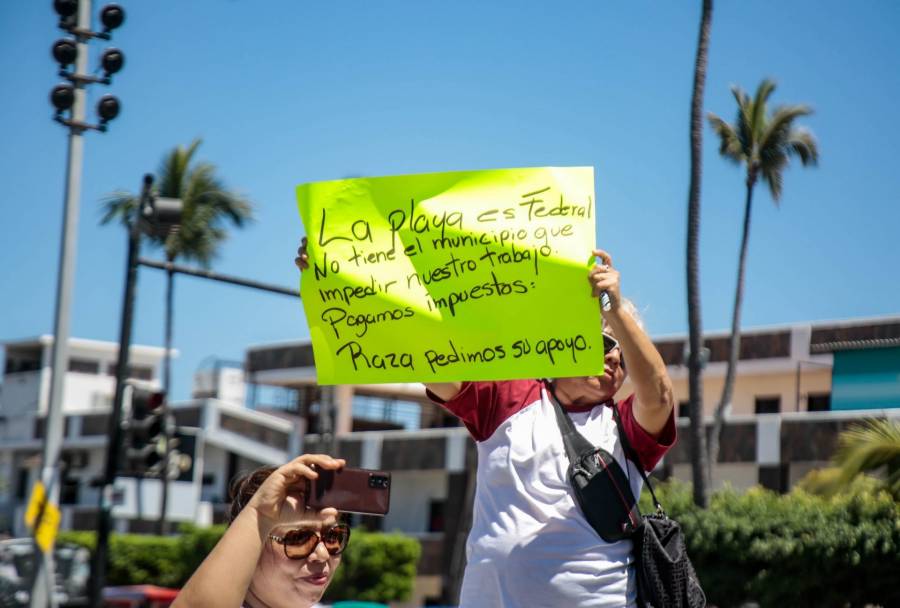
[
  {"xmin": 686, "ymin": 0, "xmax": 713, "ymax": 508},
  {"xmin": 100, "ymin": 139, "xmax": 253, "ymax": 529},
  {"xmin": 706, "ymin": 80, "xmax": 818, "ymax": 469},
  {"xmin": 102, "ymin": 138, "xmax": 253, "ymax": 393},
  {"xmin": 833, "ymin": 418, "xmax": 900, "ymax": 497}
]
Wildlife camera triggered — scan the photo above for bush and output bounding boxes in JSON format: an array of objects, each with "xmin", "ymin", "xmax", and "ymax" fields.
[
  {"xmin": 58, "ymin": 531, "xmax": 182, "ymax": 588},
  {"xmin": 174, "ymin": 523, "xmax": 227, "ymax": 584},
  {"xmin": 640, "ymin": 480, "xmax": 900, "ymax": 608},
  {"xmin": 324, "ymin": 529, "xmax": 421, "ymax": 604},
  {"xmin": 58, "ymin": 524, "xmax": 420, "ymax": 602}
]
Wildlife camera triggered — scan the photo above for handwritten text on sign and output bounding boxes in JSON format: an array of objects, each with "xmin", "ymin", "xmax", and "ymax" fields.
[{"xmin": 297, "ymin": 167, "xmax": 604, "ymax": 384}]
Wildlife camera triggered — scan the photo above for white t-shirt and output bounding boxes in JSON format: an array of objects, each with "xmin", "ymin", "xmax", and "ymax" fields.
[{"xmin": 430, "ymin": 379, "xmax": 675, "ymax": 608}]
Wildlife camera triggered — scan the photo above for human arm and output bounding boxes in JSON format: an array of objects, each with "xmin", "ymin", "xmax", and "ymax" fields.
[
  {"xmin": 589, "ymin": 250, "xmax": 675, "ymax": 437},
  {"xmin": 172, "ymin": 454, "xmax": 344, "ymax": 608}
]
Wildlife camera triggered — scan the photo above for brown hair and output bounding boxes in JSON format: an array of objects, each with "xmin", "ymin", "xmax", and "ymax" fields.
[{"xmin": 227, "ymin": 466, "xmax": 276, "ymax": 524}]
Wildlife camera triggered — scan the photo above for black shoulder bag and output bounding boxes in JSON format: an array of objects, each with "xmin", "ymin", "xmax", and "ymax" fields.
[{"xmin": 549, "ymin": 386, "xmax": 706, "ymax": 608}]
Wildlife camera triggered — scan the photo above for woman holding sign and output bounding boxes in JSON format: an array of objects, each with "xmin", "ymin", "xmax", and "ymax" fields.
[{"xmin": 298, "ymin": 241, "xmax": 676, "ymax": 607}]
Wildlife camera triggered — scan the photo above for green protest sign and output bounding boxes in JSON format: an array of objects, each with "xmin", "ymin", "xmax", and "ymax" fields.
[{"xmin": 296, "ymin": 166, "xmax": 604, "ymax": 384}]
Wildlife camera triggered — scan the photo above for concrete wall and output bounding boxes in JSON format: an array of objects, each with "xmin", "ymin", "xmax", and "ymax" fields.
[
  {"xmin": 638, "ymin": 364, "xmax": 833, "ymax": 416},
  {"xmin": 382, "ymin": 470, "xmax": 448, "ymax": 534}
]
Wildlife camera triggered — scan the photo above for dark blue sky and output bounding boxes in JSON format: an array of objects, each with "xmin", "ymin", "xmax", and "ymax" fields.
[{"xmin": 1, "ymin": 1, "xmax": 898, "ymax": 399}]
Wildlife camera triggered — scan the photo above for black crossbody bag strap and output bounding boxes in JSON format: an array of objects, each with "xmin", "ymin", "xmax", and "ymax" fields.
[
  {"xmin": 610, "ymin": 404, "xmax": 664, "ymax": 514},
  {"xmin": 546, "ymin": 382, "xmax": 597, "ymax": 462}
]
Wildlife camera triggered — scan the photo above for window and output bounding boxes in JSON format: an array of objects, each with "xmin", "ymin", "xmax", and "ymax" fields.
[
  {"xmin": 807, "ymin": 393, "xmax": 831, "ymax": 412},
  {"xmin": 16, "ymin": 469, "xmax": 29, "ymax": 500},
  {"xmin": 109, "ymin": 364, "xmax": 154, "ymax": 380},
  {"xmin": 5, "ymin": 358, "xmax": 40, "ymax": 374},
  {"xmin": 127, "ymin": 366, "xmax": 154, "ymax": 381},
  {"xmin": 60, "ymin": 478, "xmax": 80, "ymax": 505},
  {"xmin": 428, "ymin": 500, "xmax": 445, "ymax": 532},
  {"xmin": 755, "ymin": 396, "xmax": 781, "ymax": 415},
  {"xmin": 677, "ymin": 400, "xmax": 691, "ymax": 419},
  {"xmin": 68, "ymin": 358, "xmax": 99, "ymax": 374},
  {"xmin": 758, "ymin": 464, "xmax": 789, "ymax": 493}
]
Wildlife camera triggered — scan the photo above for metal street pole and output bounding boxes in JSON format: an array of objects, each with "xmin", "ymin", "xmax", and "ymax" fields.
[
  {"xmin": 137, "ymin": 258, "xmax": 301, "ymax": 297},
  {"xmin": 89, "ymin": 175, "xmax": 153, "ymax": 607},
  {"xmin": 156, "ymin": 265, "xmax": 175, "ymax": 536},
  {"xmin": 30, "ymin": 2, "xmax": 92, "ymax": 607}
]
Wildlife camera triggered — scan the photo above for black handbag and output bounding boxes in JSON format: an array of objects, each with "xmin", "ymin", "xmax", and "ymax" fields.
[{"xmin": 549, "ymin": 387, "xmax": 706, "ymax": 608}]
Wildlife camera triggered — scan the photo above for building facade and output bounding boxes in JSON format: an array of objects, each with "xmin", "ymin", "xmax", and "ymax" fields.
[{"xmin": 3, "ymin": 315, "xmax": 897, "ymax": 605}]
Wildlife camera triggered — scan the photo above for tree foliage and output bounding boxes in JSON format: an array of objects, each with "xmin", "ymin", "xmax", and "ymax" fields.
[
  {"xmin": 641, "ymin": 480, "xmax": 899, "ymax": 608},
  {"xmin": 100, "ymin": 138, "xmax": 253, "ymax": 266}
]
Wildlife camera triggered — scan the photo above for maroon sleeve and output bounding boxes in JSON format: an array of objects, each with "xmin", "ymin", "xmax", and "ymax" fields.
[
  {"xmin": 617, "ymin": 394, "xmax": 676, "ymax": 472},
  {"xmin": 426, "ymin": 380, "xmax": 543, "ymax": 442}
]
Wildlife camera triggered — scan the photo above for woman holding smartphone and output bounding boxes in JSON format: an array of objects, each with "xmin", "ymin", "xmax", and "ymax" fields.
[{"xmin": 173, "ymin": 453, "xmax": 349, "ymax": 608}]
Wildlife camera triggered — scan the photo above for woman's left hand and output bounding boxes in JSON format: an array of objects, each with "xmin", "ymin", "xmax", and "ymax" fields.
[
  {"xmin": 588, "ymin": 249, "xmax": 621, "ymax": 312},
  {"xmin": 246, "ymin": 453, "xmax": 345, "ymax": 535},
  {"xmin": 295, "ymin": 237, "xmax": 309, "ymax": 271}
]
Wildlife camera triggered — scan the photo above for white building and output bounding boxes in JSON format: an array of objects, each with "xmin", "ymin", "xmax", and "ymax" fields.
[{"xmin": 0, "ymin": 337, "xmax": 303, "ymax": 536}]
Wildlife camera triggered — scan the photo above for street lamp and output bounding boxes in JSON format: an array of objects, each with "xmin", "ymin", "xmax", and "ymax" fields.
[
  {"xmin": 100, "ymin": 47, "xmax": 125, "ymax": 76},
  {"xmin": 33, "ymin": 2, "xmax": 128, "ymax": 607},
  {"xmin": 51, "ymin": 38, "xmax": 78, "ymax": 66},
  {"xmin": 99, "ymin": 3, "xmax": 125, "ymax": 34}
]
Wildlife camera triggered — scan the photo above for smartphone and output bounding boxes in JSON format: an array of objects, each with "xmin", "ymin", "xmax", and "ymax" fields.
[{"xmin": 306, "ymin": 467, "xmax": 391, "ymax": 516}]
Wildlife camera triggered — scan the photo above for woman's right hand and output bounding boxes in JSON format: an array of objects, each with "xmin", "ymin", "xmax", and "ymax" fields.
[
  {"xmin": 246, "ymin": 453, "xmax": 345, "ymax": 534},
  {"xmin": 295, "ymin": 237, "xmax": 309, "ymax": 271}
]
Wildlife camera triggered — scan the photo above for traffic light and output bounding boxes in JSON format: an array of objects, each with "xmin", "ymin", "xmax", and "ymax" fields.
[
  {"xmin": 123, "ymin": 385, "xmax": 167, "ymax": 477},
  {"xmin": 139, "ymin": 195, "xmax": 183, "ymax": 239}
]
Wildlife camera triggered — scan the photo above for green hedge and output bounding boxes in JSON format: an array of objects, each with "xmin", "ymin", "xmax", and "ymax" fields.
[
  {"xmin": 324, "ymin": 529, "xmax": 421, "ymax": 603},
  {"xmin": 58, "ymin": 525, "xmax": 420, "ymax": 603},
  {"xmin": 57, "ymin": 530, "xmax": 183, "ymax": 588},
  {"xmin": 640, "ymin": 479, "xmax": 900, "ymax": 608}
]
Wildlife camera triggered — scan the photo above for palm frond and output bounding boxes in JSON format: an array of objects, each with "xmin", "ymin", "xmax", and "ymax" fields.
[
  {"xmin": 760, "ymin": 148, "xmax": 787, "ymax": 202},
  {"xmin": 730, "ymin": 85, "xmax": 754, "ymax": 156},
  {"xmin": 157, "ymin": 138, "xmax": 204, "ymax": 199},
  {"xmin": 751, "ymin": 79, "xmax": 777, "ymax": 142},
  {"xmin": 707, "ymin": 113, "xmax": 745, "ymax": 164},
  {"xmin": 786, "ymin": 127, "xmax": 819, "ymax": 166},
  {"xmin": 833, "ymin": 418, "xmax": 900, "ymax": 495},
  {"xmin": 758, "ymin": 104, "xmax": 813, "ymax": 154},
  {"xmin": 99, "ymin": 191, "xmax": 139, "ymax": 227}
]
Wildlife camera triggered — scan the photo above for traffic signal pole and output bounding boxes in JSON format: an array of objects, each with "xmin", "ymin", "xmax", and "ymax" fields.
[{"xmin": 89, "ymin": 175, "xmax": 152, "ymax": 607}]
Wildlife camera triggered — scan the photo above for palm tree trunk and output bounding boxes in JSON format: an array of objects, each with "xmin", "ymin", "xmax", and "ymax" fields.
[
  {"xmin": 157, "ymin": 264, "xmax": 175, "ymax": 535},
  {"xmin": 709, "ymin": 174, "xmax": 755, "ymax": 474},
  {"xmin": 686, "ymin": 0, "xmax": 713, "ymax": 508}
]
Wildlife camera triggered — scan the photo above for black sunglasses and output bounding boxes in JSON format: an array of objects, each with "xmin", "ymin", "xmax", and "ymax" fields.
[
  {"xmin": 602, "ymin": 332, "xmax": 625, "ymax": 370},
  {"xmin": 602, "ymin": 332, "xmax": 620, "ymax": 355},
  {"xmin": 269, "ymin": 523, "xmax": 350, "ymax": 560}
]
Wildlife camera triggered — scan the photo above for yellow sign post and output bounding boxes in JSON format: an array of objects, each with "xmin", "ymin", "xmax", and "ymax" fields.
[
  {"xmin": 24, "ymin": 481, "xmax": 61, "ymax": 554},
  {"xmin": 297, "ymin": 166, "xmax": 603, "ymax": 384}
]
